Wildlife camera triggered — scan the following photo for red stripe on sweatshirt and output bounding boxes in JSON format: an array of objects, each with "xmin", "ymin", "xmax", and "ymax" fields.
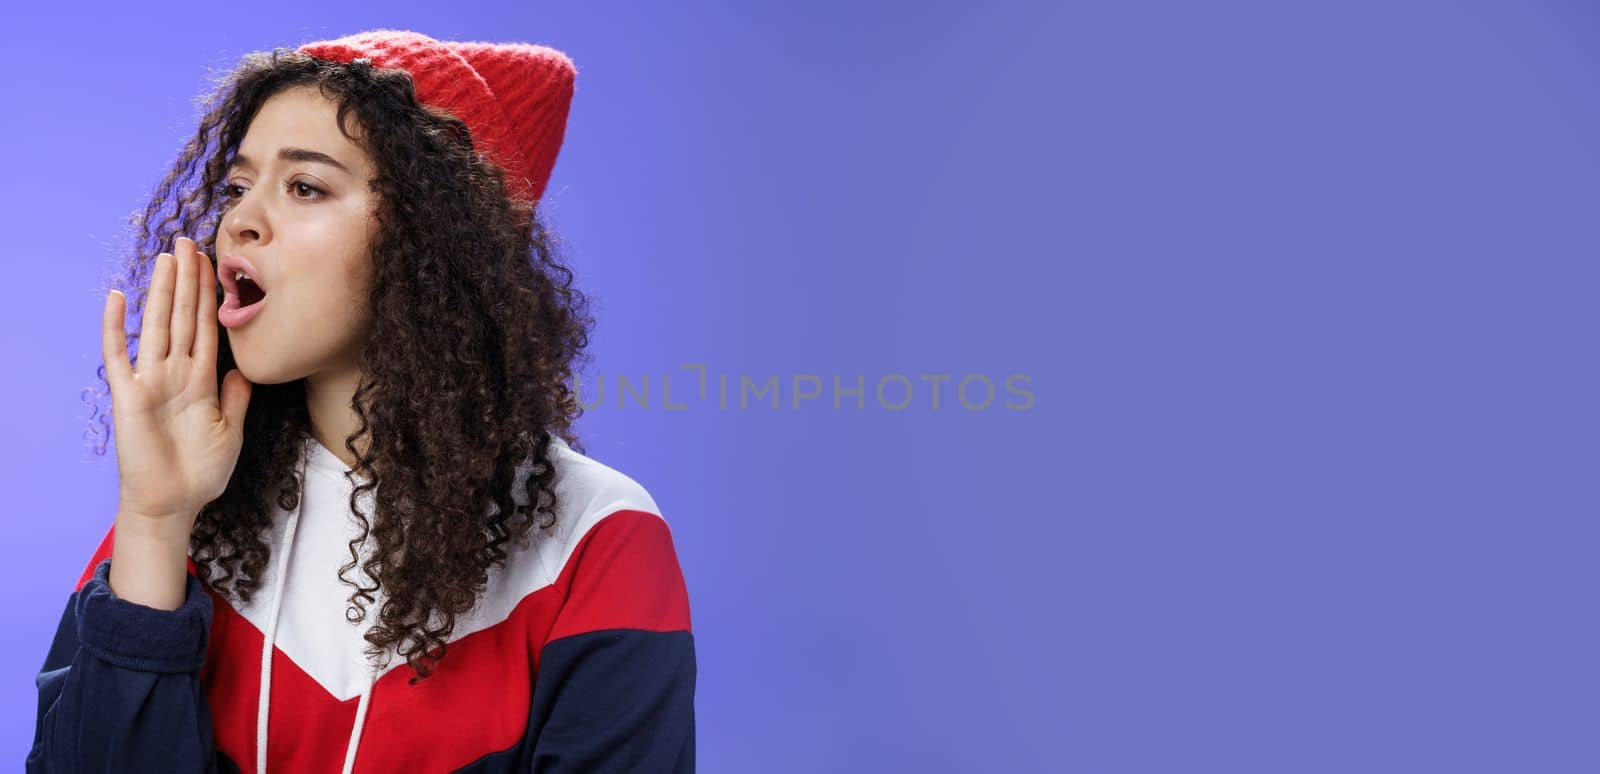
[{"xmin": 543, "ymin": 508, "xmax": 693, "ymax": 644}]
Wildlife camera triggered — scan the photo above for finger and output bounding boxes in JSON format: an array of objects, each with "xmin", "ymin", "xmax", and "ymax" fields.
[
  {"xmin": 101, "ymin": 288, "xmax": 134, "ymax": 391},
  {"xmin": 170, "ymin": 237, "xmax": 197, "ymax": 361},
  {"xmin": 195, "ymin": 246, "xmax": 218, "ymax": 375},
  {"xmin": 220, "ymin": 368, "xmax": 253, "ymax": 432},
  {"xmin": 138, "ymin": 252, "xmax": 174, "ymax": 369}
]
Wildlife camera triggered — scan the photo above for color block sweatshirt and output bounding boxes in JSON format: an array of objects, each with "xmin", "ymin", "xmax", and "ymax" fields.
[{"xmin": 26, "ymin": 434, "xmax": 695, "ymax": 773}]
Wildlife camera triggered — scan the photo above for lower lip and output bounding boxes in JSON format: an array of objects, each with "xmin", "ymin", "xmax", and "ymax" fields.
[{"xmin": 219, "ymin": 290, "xmax": 269, "ymax": 329}]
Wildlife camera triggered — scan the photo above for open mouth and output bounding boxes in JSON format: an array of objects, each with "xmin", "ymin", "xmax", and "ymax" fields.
[
  {"xmin": 235, "ymin": 275, "xmax": 266, "ymax": 307},
  {"xmin": 219, "ymin": 261, "xmax": 270, "ymax": 329}
]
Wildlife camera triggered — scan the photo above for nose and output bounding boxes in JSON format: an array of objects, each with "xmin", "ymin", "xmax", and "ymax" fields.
[{"xmin": 221, "ymin": 186, "xmax": 270, "ymax": 248}]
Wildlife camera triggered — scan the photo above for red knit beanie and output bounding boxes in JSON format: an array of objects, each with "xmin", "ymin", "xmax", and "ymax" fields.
[{"xmin": 297, "ymin": 29, "xmax": 576, "ymax": 205}]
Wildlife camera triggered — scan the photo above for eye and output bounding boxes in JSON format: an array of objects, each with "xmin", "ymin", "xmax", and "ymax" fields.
[
  {"xmin": 287, "ymin": 178, "xmax": 326, "ymax": 200},
  {"xmin": 218, "ymin": 180, "xmax": 245, "ymax": 200}
]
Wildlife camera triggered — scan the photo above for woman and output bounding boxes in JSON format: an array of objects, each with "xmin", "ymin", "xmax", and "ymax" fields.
[{"xmin": 28, "ymin": 29, "xmax": 695, "ymax": 773}]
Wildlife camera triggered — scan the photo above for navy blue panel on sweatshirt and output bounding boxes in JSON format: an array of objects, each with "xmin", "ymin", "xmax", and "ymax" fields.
[{"xmin": 454, "ymin": 628, "xmax": 697, "ymax": 773}]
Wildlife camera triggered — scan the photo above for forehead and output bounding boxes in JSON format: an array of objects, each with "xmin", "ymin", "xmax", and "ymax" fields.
[{"xmin": 235, "ymin": 85, "xmax": 369, "ymax": 172}]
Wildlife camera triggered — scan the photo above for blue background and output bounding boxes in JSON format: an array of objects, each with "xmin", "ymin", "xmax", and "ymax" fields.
[{"xmin": 4, "ymin": 1, "xmax": 1596, "ymax": 771}]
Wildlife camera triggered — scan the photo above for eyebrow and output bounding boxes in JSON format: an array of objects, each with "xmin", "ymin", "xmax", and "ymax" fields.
[{"xmin": 229, "ymin": 146, "xmax": 353, "ymax": 175}]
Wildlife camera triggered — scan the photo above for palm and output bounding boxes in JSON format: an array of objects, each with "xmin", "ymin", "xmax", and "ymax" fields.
[{"xmin": 103, "ymin": 237, "xmax": 252, "ymax": 527}]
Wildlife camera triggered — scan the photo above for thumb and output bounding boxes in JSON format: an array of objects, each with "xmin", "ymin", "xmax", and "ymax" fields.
[{"xmin": 219, "ymin": 368, "xmax": 253, "ymax": 431}]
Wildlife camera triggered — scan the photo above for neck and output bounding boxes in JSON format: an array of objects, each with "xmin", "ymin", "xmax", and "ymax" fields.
[{"xmin": 304, "ymin": 362, "xmax": 367, "ymax": 469}]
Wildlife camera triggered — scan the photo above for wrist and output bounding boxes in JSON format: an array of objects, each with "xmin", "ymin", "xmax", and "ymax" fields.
[
  {"xmin": 108, "ymin": 516, "xmax": 193, "ymax": 612},
  {"xmin": 114, "ymin": 505, "xmax": 195, "ymax": 545}
]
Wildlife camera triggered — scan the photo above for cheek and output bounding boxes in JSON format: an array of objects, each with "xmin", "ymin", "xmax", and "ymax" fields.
[
  {"xmin": 335, "ymin": 259, "xmax": 375, "ymax": 323},
  {"xmin": 344, "ymin": 256, "xmax": 372, "ymax": 298}
]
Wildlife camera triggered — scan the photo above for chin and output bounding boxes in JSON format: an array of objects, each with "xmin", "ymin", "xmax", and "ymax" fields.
[{"xmin": 228, "ymin": 355, "xmax": 299, "ymax": 387}]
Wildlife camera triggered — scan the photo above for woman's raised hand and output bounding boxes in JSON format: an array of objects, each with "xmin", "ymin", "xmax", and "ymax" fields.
[{"xmin": 102, "ymin": 236, "xmax": 254, "ymax": 538}]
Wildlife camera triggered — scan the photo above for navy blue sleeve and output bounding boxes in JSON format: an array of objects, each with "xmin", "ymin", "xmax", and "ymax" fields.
[
  {"xmin": 527, "ymin": 628, "xmax": 697, "ymax": 773},
  {"xmin": 26, "ymin": 557, "xmax": 231, "ymax": 773}
]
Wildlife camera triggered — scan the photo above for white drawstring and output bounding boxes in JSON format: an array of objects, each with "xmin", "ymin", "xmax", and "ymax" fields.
[
  {"xmin": 255, "ymin": 459, "xmax": 302, "ymax": 774},
  {"xmin": 257, "ymin": 438, "xmax": 380, "ymax": 774},
  {"xmin": 340, "ymin": 669, "xmax": 379, "ymax": 774}
]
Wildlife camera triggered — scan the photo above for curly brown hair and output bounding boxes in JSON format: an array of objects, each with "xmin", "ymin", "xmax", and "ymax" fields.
[{"xmin": 80, "ymin": 47, "xmax": 595, "ymax": 683}]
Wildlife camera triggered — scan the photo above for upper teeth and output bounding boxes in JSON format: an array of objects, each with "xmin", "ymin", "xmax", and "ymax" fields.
[{"xmin": 235, "ymin": 271, "xmax": 250, "ymax": 281}]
